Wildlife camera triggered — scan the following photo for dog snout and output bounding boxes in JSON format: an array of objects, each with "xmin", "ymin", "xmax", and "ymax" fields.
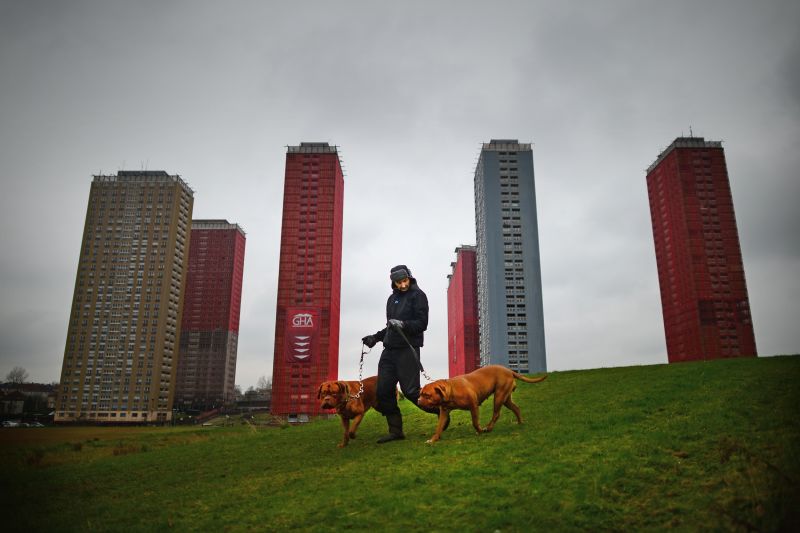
[{"xmin": 319, "ymin": 395, "xmax": 335, "ymax": 409}]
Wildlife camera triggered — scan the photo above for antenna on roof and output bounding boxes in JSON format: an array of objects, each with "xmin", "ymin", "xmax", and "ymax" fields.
[{"xmin": 689, "ymin": 125, "xmax": 694, "ymax": 138}]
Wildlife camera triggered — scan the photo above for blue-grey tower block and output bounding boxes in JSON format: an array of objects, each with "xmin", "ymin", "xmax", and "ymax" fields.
[{"xmin": 474, "ymin": 140, "xmax": 546, "ymax": 373}]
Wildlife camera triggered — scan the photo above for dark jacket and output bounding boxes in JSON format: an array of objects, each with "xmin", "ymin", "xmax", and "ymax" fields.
[{"xmin": 373, "ymin": 278, "xmax": 428, "ymax": 348}]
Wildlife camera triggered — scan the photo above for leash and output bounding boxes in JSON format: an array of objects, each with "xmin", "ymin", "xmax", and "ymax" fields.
[
  {"xmin": 348, "ymin": 342, "xmax": 369, "ymax": 400},
  {"xmin": 347, "ymin": 323, "xmax": 433, "ymax": 401},
  {"xmin": 391, "ymin": 322, "xmax": 434, "ymax": 383}
]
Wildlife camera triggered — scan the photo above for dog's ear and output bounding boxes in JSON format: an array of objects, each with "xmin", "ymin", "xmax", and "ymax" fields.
[
  {"xmin": 434, "ymin": 383, "xmax": 447, "ymax": 400},
  {"xmin": 339, "ymin": 382, "xmax": 349, "ymax": 397},
  {"xmin": 317, "ymin": 383, "xmax": 324, "ymax": 399}
]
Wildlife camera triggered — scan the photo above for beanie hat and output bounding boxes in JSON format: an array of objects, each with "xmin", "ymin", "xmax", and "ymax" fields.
[{"xmin": 390, "ymin": 264, "xmax": 411, "ymax": 282}]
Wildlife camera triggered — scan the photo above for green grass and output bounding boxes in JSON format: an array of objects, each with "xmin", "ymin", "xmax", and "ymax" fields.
[{"xmin": 1, "ymin": 355, "xmax": 798, "ymax": 532}]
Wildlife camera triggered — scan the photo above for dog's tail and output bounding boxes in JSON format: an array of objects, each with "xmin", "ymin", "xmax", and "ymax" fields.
[{"xmin": 512, "ymin": 372, "xmax": 547, "ymax": 384}]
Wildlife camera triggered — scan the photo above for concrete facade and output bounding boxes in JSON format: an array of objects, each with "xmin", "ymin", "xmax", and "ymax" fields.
[
  {"xmin": 271, "ymin": 142, "xmax": 344, "ymax": 419},
  {"xmin": 447, "ymin": 245, "xmax": 480, "ymax": 377},
  {"xmin": 175, "ymin": 220, "xmax": 246, "ymax": 409},
  {"xmin": 474, "ymin": 140, "xmax": 546, "ymax": 373},
  {"xmin": 647, "ymin": 137, "xmax": 757, "ymax": 361},
  {"xmin": 56, "ymin": 171, "xmax": 193, "ymax": 423}
]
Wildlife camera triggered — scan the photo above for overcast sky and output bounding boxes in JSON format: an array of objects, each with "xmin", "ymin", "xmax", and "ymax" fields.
[{"xmin": 1, "ymin": 0, "xmax": 798, "ymax": 390}]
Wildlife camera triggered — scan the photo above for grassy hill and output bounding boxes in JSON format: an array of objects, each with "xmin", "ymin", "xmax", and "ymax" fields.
[{"xmin": 1, "ymin": 355, "xmax": 798, "ymax": 532}]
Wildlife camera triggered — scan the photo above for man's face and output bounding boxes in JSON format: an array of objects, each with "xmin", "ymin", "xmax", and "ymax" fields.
[{"xmin": 394, "ymin": 277, "xmax": 410, "ymax": 292}]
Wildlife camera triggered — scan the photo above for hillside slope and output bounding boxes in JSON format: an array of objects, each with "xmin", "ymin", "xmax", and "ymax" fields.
[{"xmin": 2, "ymin": 355, "xmax": 798, "ymax": 531}]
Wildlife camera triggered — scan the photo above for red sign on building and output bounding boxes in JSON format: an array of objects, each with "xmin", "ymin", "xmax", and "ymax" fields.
[{"xmin": 285, "ymin": 308, "xmax": 320, "ymax": 363}]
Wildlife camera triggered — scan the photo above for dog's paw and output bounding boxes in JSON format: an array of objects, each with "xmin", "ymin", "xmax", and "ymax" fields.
[
  {"xmin": 348, "ymin": 432, "xmax": 357, "ymax": 439},
  {"xmin": 337, "ymin": 442, "xmax": 347, "ymax": 448},
  {"xmin": 425, "ymin": 439, "xmax": 436, "ymax": 444}
]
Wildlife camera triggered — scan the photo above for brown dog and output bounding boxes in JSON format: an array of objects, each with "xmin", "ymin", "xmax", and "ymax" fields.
[
  {"xmin": 317, "ymin": 376, "xmax": 378, "ymax": 447},
  {"xmin": 417, "ymin": 365, "xmax": 546, "ymax": 443}
]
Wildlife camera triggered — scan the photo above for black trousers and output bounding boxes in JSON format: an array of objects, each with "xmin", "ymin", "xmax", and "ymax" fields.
[{"xmin": 376, "ymin": 346, "xmax": 421, "ymax": 416}]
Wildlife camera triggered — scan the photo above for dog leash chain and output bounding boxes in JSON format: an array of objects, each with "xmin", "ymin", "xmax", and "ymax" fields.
[
  {"xmin": 349, "ymin": 342, "xmax": 368, "ymax": 399},
  {"xmin": 420, "ymin": 365, "xmax": 433, "ymax": 383},
  {"xmin": 391, "ymin": 323, "xmax": 434, "ymax": 383}
]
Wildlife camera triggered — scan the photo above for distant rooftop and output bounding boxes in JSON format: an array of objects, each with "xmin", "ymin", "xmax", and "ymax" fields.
[
  {"xmin": 117, "ymin": 170, "xmax": 170, "ymax": 178},
  {"xmin": 447, "ymin": 245, "xmax": 477, "ymax": 283},
  {"xmin": 482, "ymin": 139, "xmax": 532, "ymax": 151},
  {"xmin": 647, "ymin": 136, "xmax": 723, "ymax": 174},
  {"xmin": 287, "ymin": 142, "xmax": 339, "ymax": 154},
  {"xmin": 93, "ymin": 170, "xmax": 193, "ymax": 194},
  {"xmin": 192, "ymin": 219, "xmax": 246, "ymax": 235}
]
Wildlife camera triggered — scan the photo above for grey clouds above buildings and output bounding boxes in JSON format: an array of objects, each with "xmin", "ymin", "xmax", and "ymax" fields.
[{"xmin": 0, "ymin": 0, "xmax": 798, "ymax": 388}]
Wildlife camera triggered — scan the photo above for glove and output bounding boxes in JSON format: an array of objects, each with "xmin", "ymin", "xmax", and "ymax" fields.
[
  {"xmin": 388, "ymin": 319, "xmax": 404, "ymax": 330},
  {"xmin": 362, "ymin": 335, "xmax": 377, "ymax": 348}
]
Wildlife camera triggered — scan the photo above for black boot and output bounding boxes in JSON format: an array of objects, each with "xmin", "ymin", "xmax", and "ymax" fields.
[{"xmin": 377, "ymin": 413, "xmax": 405, "ymax": 443}]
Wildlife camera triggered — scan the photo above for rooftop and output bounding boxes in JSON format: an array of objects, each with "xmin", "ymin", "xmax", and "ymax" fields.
[
  {"xmin": 482, "ymin": 139, "xmax": 532, "ymax": 151},
  {"xmin": 447, "ymin": 244, "xmax": 477, "ymax": 283},
  {"xmin": 93, "ymin": 171, "xmax": 194, "ymax": 195},
  {"xmin": 287, "ymin": 142, "xmax": 339, "ymax": 154},
  {"xmin": 192, "ymin": 219, "xmax": 246, "ymax": 236},
  {"xmin": 647, "ymin": 136, "xmax": 723, "ymax": 174}
]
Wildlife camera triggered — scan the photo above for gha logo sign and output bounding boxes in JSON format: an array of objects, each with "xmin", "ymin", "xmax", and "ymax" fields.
[
  {"xmin": 285, "ymin": 308, "xmax": 320, "ymax": 362},
  {"xmin": 292, "ymin": 313, "xmax": 314, "ymax": 327}
]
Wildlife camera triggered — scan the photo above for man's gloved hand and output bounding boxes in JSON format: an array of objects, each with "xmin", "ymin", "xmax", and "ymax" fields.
[
  {"xmin": 388, "ymin": 319, "xmax": 404, "ymax": 330},
  {"xmin": 362, "ymin": 335, "xmax": 377, "ymax": 348}
]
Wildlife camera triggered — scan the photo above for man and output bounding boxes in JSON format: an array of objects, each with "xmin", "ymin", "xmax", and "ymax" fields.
[{"xmin": 362, "ymin": 264, "xmax": 436, "ymax": 443}]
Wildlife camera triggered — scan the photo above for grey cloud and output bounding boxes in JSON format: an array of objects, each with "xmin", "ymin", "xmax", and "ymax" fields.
[{"xmin": 1, "ymin": 0, "xmax": 798, "ymax": 387}]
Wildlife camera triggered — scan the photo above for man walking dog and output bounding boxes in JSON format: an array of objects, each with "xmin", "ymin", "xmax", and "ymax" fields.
[{"xmin": 362, "ymin": 265, "xmax": 437, "ymax": 443}]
